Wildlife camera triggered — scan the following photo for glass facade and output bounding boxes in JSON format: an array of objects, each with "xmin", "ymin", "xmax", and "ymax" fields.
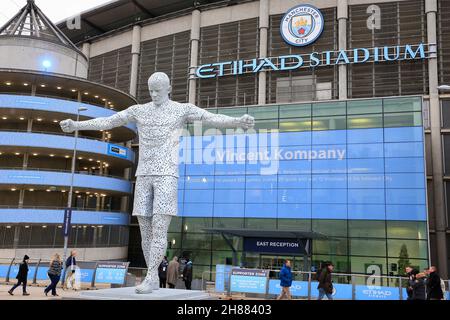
[{"xmin": 157, "ymin": 97, "xmax": 429, "ymax": 279}]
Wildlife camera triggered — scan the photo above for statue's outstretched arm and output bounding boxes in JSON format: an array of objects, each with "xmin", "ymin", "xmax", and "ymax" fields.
[
  {"xmin": 60, "ymin": 108, "xmax": 134, "ymax": 133},
  {"xmin": 186, "ymin": 104, "xmax": 255, "ymax": 130}
]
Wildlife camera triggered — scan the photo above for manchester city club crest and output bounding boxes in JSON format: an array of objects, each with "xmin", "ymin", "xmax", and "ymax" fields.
[{"xmin": 281, "ymin": 4, "xmax": 324, "ymax": 47}]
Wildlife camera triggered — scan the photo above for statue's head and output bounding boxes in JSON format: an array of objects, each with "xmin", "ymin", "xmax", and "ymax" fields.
[{"xmin": 148, "ymin": 72, "xmax": 171, "ymax": 106}]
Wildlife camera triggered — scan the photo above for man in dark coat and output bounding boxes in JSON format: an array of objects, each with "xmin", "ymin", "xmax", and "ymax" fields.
[
  {"xmin": 158, "ymin": 256, "xmax": 169, "ymax": 288},
  {"xmin": 182, "ymin": 259, "xmax": 193, "ymax": 290},
  {"xmin": 405, "ymin": 266, "xmax": 418, "ymax": 300},
  {"xmin": 317, "ymin": 262, "xmax": 334, "ymax": 300},
  {"xmin": 8, "ymin": 255, "xmax": 30, "ymax": 296},
  {"xmin": 411, "ymin": 272, "xmax": 426, "ymax": 300},
  {"xmin": 426, "ymin": 266, "xmax": 444, "ymax": 300}
]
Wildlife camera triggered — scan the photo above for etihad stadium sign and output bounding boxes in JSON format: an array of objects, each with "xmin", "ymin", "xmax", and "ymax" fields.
[{"xmin": 195, "ymin": 43, "xmax": 436, "ymax": 79}]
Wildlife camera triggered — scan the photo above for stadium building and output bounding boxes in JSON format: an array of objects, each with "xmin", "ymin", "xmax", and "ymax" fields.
[
  {"xmin": 0, "ymin": 1, "xmax": 136, "ymax": 261},
  {"xmin": 1, "ymin": 0, "xmax": 449, "ymax": 280}
]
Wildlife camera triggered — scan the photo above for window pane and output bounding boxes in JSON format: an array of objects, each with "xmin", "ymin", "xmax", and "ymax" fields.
[
  {"xmin": 218, "ymin": 108, "xmax": 248, "ymax": 117},
  {"xmin": 387, "ymin": 221, "xmax": 427, "ymax": 239},
  {"xmin": 348, "ymin": 220, "xmax": 386, "ymax": 238},
  {"xmin": 183, "ymin": 218, "xmax": 212, "ymax": 233},
  {"xmin": 350, "ymin": 239, "xmax": 387, "ymax": 256},
  {"xmin": 442, "ymin": 100, "xmax": 450, "ymax": 128},
  {"xmin": 347, "ymin": 99, "xmax": 382, "ymax": 114},
  {"xmin": 253, "ymin": 119, "xmax": 278, "ymax": 130},
  {"xmin": 387, "ymin": 239, "xmax": 428, "ymax": 259},
  {"xmin": 211, "ymin": 234, "xmax": 242, "ymax": 251},
  {"xmin": 167, "ymin": 232, "xmax": 182, "ymax": 249},
  {"xmin": 384, "ymin": 97, "xmax": 422, "ymax": 113},
  {"xmin": 312, "ymin": 254, "xmax": 349, "ymax": 274},
  {"xmin": 383, "ymin": 112, "xmax": 422, "ymax": 127},
  {"xmin": 312, "ymin": 220, "xmax": 347, "ymax": 237},
  {"xmin": 313, "ymin": 238, "xmax": 348, "ymax": 255},
  {"xmin": 277, "ymin": 219, "xmax": 312, "ymax": 231},
  {"xmin": 347, "ymin": 114, "xmax": 383, "ymax": 129},
  {"xmin": 169, "ymin": 217, "xmax": 183, "ymax": 233},
  {"xmin": 245, "ymin": 218, "xmax": 276, "ymax": 229},
  {"xmin": 18, "ymin": 226, "xmax": 31, "ymax": 248},
  {"xmin": 313, "ymin": 101, "xmax": 346, "ymax": 116},
  {"xmin": 182, "ymin": 233, "xmax": 212, "ymax": 250},
  {"xmin": 213, "ymin": 218, "xmax": 244, "ymax": 229},
  {"xmin": 247, "ymin": 105, "xmax": 278, "ymax": 119},
  {"xmin": 312, "ymin": 116, "xmax": 347, "ymax": 130},
  {"xmin": 279, "ymin": 118, "xmax": 312, "ymax": 132},
  {"xmin": 350, "ymin": 256, "xmax": 387, "ymax": 276},
  {"xmin": 279, "ymin": 104, "xmax": 312, "ymax": 118}
]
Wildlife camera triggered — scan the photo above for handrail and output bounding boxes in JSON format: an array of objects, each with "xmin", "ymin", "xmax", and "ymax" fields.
[
  {"xmin": 0, "ymin": 205, "xmax": 126, "ymax": 213},
  {"xmin": 0, "ymin": 166, "xmax": 128, "ymax": 180}
]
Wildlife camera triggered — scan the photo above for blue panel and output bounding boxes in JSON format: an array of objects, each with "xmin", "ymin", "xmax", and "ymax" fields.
[
  {"xmin": 245, "ymin": 175, "xmax": 277, "ymax": 189},
  {"xmin": 177, "ymin": 203, "xmax": 184, "ymax": 216},
  {"xmin": 184, "ymin": 176, "xmax": 215, "ymax": 190},
  {"xmin": 348, "ymin": 204, "xmax": 386, "ymax": 220},
  {"xmin": 214, "ymin": 203, "xmax": 245, "ymax": 217},
  {"xmin": 312, "ymin": 130, "xmax": 347, "ymax": 145},
  {"xmin": 0, "ymin": 170, "xmax": 131, "ymax": 194},
  {"xmin": 348, "ymin": 189, "xmax": 385, "ymax": 204},
  {"xmin": 279, "ymin": 131, "xmax": 311, "ymax": 146},
  {"xmin": 278, "ymin": 189, "xmax": 312, "ymax": 204},
  {"xmin": 277, "ymin": 204, "xmax": 311, "ymax": 218},
  {"xmin": 348, "ymin": 128, "xmax": 383, "ymax": 144},
  {"xmin": 312, "ymin": 189, "xmax": 347, "ymax": 204},
  {"xmin": 385, "ymin": 158, "xmax": 425, "ymax": 173},
  {"xmin": 184, "ymin": 189, "xmax": 214, "ymax": 203},
  {"xmin": 348, "ymin": 158, "xmax": 384, "ymax": 174},
  {"xmin": 312, "ymin": 204, "xmax": 347, "ymax": 219},
  {"xmin": 179, "ymin": 164, "xmax": 186, "ymax": 176},
  {"xmin": 347, "ymin": 143, "xmax": 384, "ymax": 158},
  {"xmin": 268, "ymin": 280, "xmax": 309, "ymax": 297},
  {"xmin": 215, "ymin": 163, "xmax": 246, "ymax": 175},
  {"xmin": 312, "ymin": 174, "xmax": 347, "ymax": 188},
  {"xmin": 245, "ymin": 189, "xmax": 277, "ymax": 203},
  {"xmin": 213, "ymin": 175, "xmax": 246, "ymax": 189},
  {"xmin": 0, "ymin": 209, "xmax": 129, "ymax": 225},
  {"xmin": 35, "ymin": 267, "xmax": 49, "ymax": 280},
  {"xmin": 0, "ymin": 94, "xmax": 136, "ymax": 132},
  {"xmin": 348, "ymin": 174, "xmax": 385, "ymax": 189},
  {"xmin": 385, "ymin": 142, "xmax": 424, "ymax": 157},
  {"xmin": 385, "ymin": 173, "xmax": 425, "ymax": 189},
  {"xmin": 312, "ymin": 159, "xmax": 347, "ymax": 174},
  {"xmin": 278, "ymin": 175, "xmax": 312, "ymax": 189},
  {"xmin": 0, "ymin": 265, "xmax": 9, "ymax": 278},
  {"xmin": 183, "ymin": 203, "xmax": 213, "ymax": 217},
  {"xmin": 386, "ymin": 205, "xmax": 427, "ymax": 221},
  {"xmin": 214, "ymin": 189, "xmax": 245, "ymax": 203},
  {"xmin": 245, "ymin": 204, "xmax": 277, "ymax": 218},
  {"xmin": 384, "ymin": 127, "xmax": 423, "ymax": 143},
  {"xmin": 177, "ymin": 189, "xmax": 184, "ymax": 202},
  {"xmin": 186, "ymin": 164, "xmax": 215, "ymax": 176},
  {"xmin": 0, "ymin": 132, "xmax": 135, "ymax": 162},
  {"xmin": 386, "ymin": 189, "xmax": 426, "ymax": 205},
  {"xmin": 309, "ymin": 283, "xmax": 353, "ymax": 299},
  {"xmin": 278, "ymin": 160, "xmax": 312, "ymax": 175}
]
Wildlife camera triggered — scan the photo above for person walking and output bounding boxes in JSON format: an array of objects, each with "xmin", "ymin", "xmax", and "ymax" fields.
[
  {"xmin": 64, "ymin": 250, "xmax": 78, "ymax": 290},
  {"xmin": 405, "ymin": 266, "xmax": 417, "ymax": 300},
  {"xmin": 277, "ymin": 259, "xmax": 293, "ymax": 300},
  {"xmin": 182, "ymin": 259, "xmax": 193, "ymax": 290},
  {"xmin": 44, "ymin": 253, "xmax": 63, "ymax": 297},
  {"xmin": 317, "ymin": 262, "xmax": 334, "ymax": 300},
  {"xmin": 8, "ymin": 255, "xmax": 30, "ymax": 296},
  {"xmin": 411, "ymin": 272, "xmax": 426, "ymax": 300},
  {"xmin": 426, "ymin": 266, "xmax": 444, "ymax": 300},
  {"xmin": 158, "ymin": 256, "xmax": 169, "ymax": 288},
  {"xmin": 167, "ymin": 256, "xmax": 179, "ymax": 289}
]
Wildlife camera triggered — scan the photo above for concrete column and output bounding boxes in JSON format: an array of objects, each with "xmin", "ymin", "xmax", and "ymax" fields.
[
  {"xmin": 27, "ymin": 118, "xmax": 33, "ymax": 132},
  {"xmin": 188, "ymin": 10, "xmax": 201, "ymax": 105},
  {"xmin": 81, "ymin": 42, "xmax": 91, "ymax": 59},
  {"xmin": 426, "ymin": 0, "xmax": 448, "ymax": 278},
  {"xmin": 31, "ymin": 84, "xmax": 36, "ymax": 96},
  {"xmin": 129, "ymin": 25, "xmax": 142, "ymax": 98},
  {"xmin": 338, "ymin": 0, "xmax": 348, "ymax": 100},
  {"xmin": 258, "ymin": 0, "xmax": 269, "ymax": 105}
]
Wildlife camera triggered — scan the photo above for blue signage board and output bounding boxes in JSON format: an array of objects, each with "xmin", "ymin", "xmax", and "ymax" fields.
[
  {"xmin": 79, "ymin": 269, "xmax": 95, "ymax": 283},
  {"xmin": 230, "ymin": 268, "xmax": 269, "ymax": 294},
  {"xmin": 355, "ymin": 285, "xmax": 400, "ymax": 300},
  {"xmin": 94, "ymin": 262, "xmax": 129, "ymax": 285},
  {"xmin": 244, "ymin": 237, "xmax": 308, "ymax": 254},
  {"xmin": 268, "ymin": 280, "xmax": 309, "ymax": 297},
  {"xmin": 215, "ymin": 265, "xmax": 233, "ymax": 293},
  {"xmin": 63, "ymin": 208, "xmax": 72, "ymax": 237},
  {"xmin": 35, "ymin": 266, "xmax": 49, "ymax": 281},
  {"xmin": 107, "ymin": 144, "xmax": 128, "ymax": 159}
]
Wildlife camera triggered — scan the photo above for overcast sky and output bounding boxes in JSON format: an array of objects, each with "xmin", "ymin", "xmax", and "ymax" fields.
[{"xmin": 0, "ymin": 0, "xmax": 114, "ymax": 26}]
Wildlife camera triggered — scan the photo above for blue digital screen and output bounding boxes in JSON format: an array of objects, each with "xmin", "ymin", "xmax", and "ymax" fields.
[{"xmin": 178, "ymin": 126, "xmax": 426, "ymax": 221}]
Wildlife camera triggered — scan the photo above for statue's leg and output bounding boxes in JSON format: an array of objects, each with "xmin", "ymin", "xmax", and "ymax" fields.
[
  {"xmin": 147, "ymin": 214, "xmax": 171, "ymax": 290},
  {"xmin": 137, "ymin": 216, "xmax": 153, "ymax": 271}
]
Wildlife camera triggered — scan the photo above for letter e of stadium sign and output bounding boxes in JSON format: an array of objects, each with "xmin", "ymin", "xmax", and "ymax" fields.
[{"xmin": 280, "ymin": 4, "xmax": 324, "ymax": 47}]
